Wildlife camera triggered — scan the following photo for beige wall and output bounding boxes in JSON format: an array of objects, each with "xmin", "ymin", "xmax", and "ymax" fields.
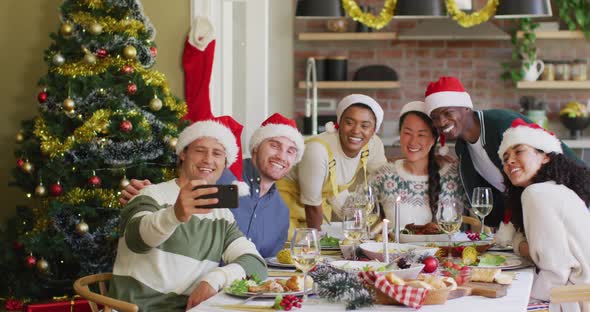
[{"xmin": 0, "ymin": 0, "xmax": 190, "ymax": 225}]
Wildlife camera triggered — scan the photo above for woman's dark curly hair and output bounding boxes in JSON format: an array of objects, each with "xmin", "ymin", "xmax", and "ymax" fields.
[
  {"xmin": 399, "ymin": 111, "xmax": 441, "ymax": 218},
  {"xmin": 503, "ymin": 151, "xmax": 590, "ymax": 229}
]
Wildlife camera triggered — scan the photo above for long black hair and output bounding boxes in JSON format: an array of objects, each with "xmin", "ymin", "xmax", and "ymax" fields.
[
  {"xmin": 399, "ymin": 111, "xmax": 441, "ymax": 217},
  {"xmin": 503, "ymin": 151, "xmax": 590, "ymax": 229}
]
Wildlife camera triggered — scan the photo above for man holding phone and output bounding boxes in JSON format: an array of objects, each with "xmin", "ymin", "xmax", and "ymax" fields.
[
  {"xmin": 110, "ymin": 116, "xmax": 267, "ymax": 311},
  {"xmin": 120, "ymin": 113, "xmax": 305, "ymax": 259}
]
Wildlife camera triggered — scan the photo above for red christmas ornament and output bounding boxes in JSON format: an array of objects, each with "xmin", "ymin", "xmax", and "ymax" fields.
[
  {"xmin": 119, "ymin": 120, "xmax": 133, "ymax": 132},
  {"xmin": 16, "ymin": 158, "xmax": 25, "ymax": 167},
  {"xmin": 37, "ymin": 91, "xmax": 48, "ymax": 103},
  {"xmin": 150, "ymin": 46, "xmax": 157, "ymax": 57},
  {"xmin": 25, "ymin": 254, "xmax": 37, "ymax": 268},
  {"xmin": 4, "ymin": 298, "xmax": 24, "ymax": 311},
  {"xmin": 97, "ymin": 48, "xmax": 108, "ymax": 58},
  {"xmin": 127, "ymin": 83, "xmax": 137, "ymax": 95},
  {"xmin": 50, "ymin": 183, "xmax": 63, "ymax": 196},
  {"xmin": 421, "ymin": 256, "xmax": 439, "ymax": 273},
  {"xmin": 88, "ymin": 175, "xmax": 101, "ymax": 187},
  {"xmin": 12, "ymin": 240, "xmax": 23, "ymax": 250},
  {"xmin": 121, "ymin": 64, "xmax": 134, "ymax": 74}
]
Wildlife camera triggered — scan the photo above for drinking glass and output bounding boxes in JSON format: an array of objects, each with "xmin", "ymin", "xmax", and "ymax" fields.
[
  {"xmin": 342, "ymin": 207, "xmax": 366, "ymax": 261},
  {"xmin": 436, "ymin": 198, "xmax": 463, "ymax": 259},
  {"xmin": 472, "ymin": 187, "xmax": 493, "ymax": 234},
  {"xmin": 291, "ymin": 228, "xmax": 320, "ymax": 301},
  {"xmin": 356, "ymin": 185, "xmax": 379, "ymax": 238}
]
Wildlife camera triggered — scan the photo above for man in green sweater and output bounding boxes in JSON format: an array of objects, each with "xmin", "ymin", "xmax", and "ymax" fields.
[{"xmin": 110, "ymin": 116, "xmax": 267, "ymax": 311}]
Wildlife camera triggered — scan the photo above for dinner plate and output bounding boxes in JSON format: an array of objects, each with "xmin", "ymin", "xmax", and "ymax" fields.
[
  {"xmin": 225, "ymin": 288, "xmax": 310, "ymax": 298},
  {"xmin": 488, "ymin": 244, "xmax": 513, "ymax": 252},
  {"xmin": 400, "ymin": 233, "xmax": 450, "ymax": 243},
  {"xmin": 265, "ymin": 257, "xmax": 296, "ymax": 269},
  {"xmin": 474, "ymin": 252, "xmax": 530, "ymax": 270}
]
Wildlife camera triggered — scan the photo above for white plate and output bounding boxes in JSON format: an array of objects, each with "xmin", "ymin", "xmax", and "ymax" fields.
[
  {"xmin": 225, "ymin": 289, "xmax": 310, "ymax": 298},
  {"xmin": 330, "ymin": 260, "xmax": 424, "ymax": 279},
  {"xmin": 488, "ymin": 244, "xmax": 513, "ymax": 252},
  {"xmin": 400, "ymin": 233, "xmax": 450, "ymax": 243},
  {"xmin": 265, "ymin": 257, "xmax": 296, "ymax": 269},
  {"xmin": 359, "ymin": 242, "xmax": 438, "ymax": 262},
  {"xmin": 475, "ymin": 252, "xmax": 527, "ymax": 270}
]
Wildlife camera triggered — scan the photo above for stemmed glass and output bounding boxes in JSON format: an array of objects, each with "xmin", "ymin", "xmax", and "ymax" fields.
[
  {"xmin": 342, "ymin": 207, "xmax": 366, "ymax": 261},
  {"xmin": 355, "ymin": 185, "xmax": 380, "ymax": 239},
  {"xmin": 291, "ymin": 228, "xmax": 320, "ymax": 301},
  {"xmin": 472, "ymin": 187, "xmax": 493, "ymax": 234},
  {"xmin": 436, "ymin": 199, "xmax": 463, "ymax": 259}
]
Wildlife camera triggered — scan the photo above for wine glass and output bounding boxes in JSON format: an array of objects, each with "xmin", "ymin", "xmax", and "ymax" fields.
[
  {"xmin": 356, "ymin": 185, "xmax": 379, "ymax": 238},
  {"xmin": 342, "ymin": 207, "xmax": 366, "ymax": 261},
  {"xmin": 291, "ymin": 228, "xmax": 320, "ymax": 301},
  {"xmin": 436, "ymin": 199, "xmax": 463, "ymax": 259},
  {"xmin": 472, "ymin": 187, "xmax": 493, "ymax": 234}
]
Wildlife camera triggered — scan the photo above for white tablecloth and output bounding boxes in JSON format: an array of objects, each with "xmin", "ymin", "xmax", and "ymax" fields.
[{"xmin": 189, "ymin": 268, "xmax": 534, "ymax": 312}]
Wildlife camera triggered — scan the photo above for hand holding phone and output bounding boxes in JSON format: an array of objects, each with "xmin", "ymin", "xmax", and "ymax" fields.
[{"xmin": 193, "ymin": 184, "xmax": 239, "ymax": 209}]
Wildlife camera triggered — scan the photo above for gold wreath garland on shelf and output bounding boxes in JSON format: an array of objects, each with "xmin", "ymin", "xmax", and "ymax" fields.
[
  {"xmin": 446, "ymin": 0, "xmax": 499, "ymax": 28},
  {"xmin": 342, "ymin": 0, "xmax": 397, "ymax": 30}
]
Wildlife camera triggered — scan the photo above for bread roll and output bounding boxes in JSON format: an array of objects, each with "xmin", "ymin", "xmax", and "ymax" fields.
[
  {"xmin": 385, "ymin": 272, "xmax": 405, "ymax": 286},
  {"xmin": 470, "ymin": 268, "xmax": 501, "ymax": 283}
]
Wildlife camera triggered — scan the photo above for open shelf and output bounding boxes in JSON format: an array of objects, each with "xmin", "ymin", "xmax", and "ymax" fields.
[
  {"xmin": 297, "ymin": 81, "xmax": 400, "ymax": 89},
  {"xmin": 297, "ymin": 32, "xmax": 397, "ymax": 41},
  {"xmin": 516, "ymin": 81, "xmax": 590, "ymax": 90},
  {"xmin": 517, "ymin": 30, "xmax": 586, "ymax": 40}
]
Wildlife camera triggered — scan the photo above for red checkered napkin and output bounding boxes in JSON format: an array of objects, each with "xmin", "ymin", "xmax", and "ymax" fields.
[{"xmin": 358, "ymin": 271, "xmax": 429, "ymax": 309}]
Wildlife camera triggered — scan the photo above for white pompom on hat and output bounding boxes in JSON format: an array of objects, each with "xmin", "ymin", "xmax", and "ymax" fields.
[
  {"xmin": 425, "ymin": 76, "xmax": 473, "ymax": 116},
  {"xmin": 498, "ymin": 118, "xmax": 563, "ymax": 162},
  {"xmin": 249, "ymin": 113, "xmax": 305, "ymax": 163},
  {"xmin": 335, "ymin": 94, "xmax": 384, "ymax": 131},
  {"xmin": 176, "ymin": 116, "xmax": 249, "ymax": 196}
]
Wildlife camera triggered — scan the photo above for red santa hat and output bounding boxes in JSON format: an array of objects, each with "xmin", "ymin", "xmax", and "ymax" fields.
[
  {"xmin": 182, "ymin": 16, "xmax": 216, "ymax": 122},
  {"xmin": 424, "ymin": 76, "xmax": 473, "ymax": 116},
  {"xmin": 249, "ymin": 113, "xmax": 305, "ymax": 163},
  {"xmin": 329, "ymin": 94, "xmax": 383, "ymax": 132},
  {"xmin": 498, "ymin": 118, "xmax": 563, "ymax": 161},
  {"xmin": 176, "ymin": 116, "xmax": 249, "ymax": 196}
]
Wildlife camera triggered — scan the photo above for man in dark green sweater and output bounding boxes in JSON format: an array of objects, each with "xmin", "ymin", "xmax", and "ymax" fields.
[{"xmin": 424, "ymin": 76, "xmax": 581, "ymax": 233}]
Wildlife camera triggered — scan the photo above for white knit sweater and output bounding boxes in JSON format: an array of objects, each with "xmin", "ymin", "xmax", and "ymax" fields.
[{"xmin": 521, "ymin": 181, "xmax": 590, "ymax": 303}]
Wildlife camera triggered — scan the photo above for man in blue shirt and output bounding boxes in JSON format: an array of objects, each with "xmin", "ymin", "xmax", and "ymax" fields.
[{"xmin": 120, "ymin": 113, "xmax": 305, "ymax": 258}]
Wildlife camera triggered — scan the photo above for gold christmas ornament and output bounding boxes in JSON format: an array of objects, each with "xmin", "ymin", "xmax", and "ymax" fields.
[
  {"xmin": 36, "ymin": 258, "xmax": 49, "ymax": 273},
  {"xmin": 35, "ymin": 184, "xmax": 47, "ymax": 197},
  {"xmin": 89, "ymin": 22, "xmax": 103, "ymax": 35},
  {"xmin": 75, "ymin": 220, "xmax": 89, "ymax": 234},
  {"xmin": 149, "ymin": 97, "xmax": 163, "ymax": 111},
  {"xmin": 83, "ymin": 53, "xmax": 97, "ymax": 65},
  {"xmin": 60, "ymin": 23, "xmax": 74, "ymax": 36},
  {"xmin": 168, "ymin": 137, "xmax": 178, "ymax": 150},
  {"xmin": 342, "ymin": 0, "xmax": 397, "ymax": 30},
  {"xmin": 52, "ymin": 53, "xmax": 65, "ymax": 66},
  {"xmin": 16, "ymin": 132, "xmax": 24, "ymax": 143},
  {"xmin": 120, "ymin": 177, "xmax": 130, "ymax": 188},
  {"xmin": 22, "ymin": 161, "xmax": 34, "ymax": 173},
  {"xmin": 63, "ymin": 98, "xmax": 76, "ymax": 112},
  {"xmin": 123, "ymin": 45, "xmax": 137, "ymax": 59},
  {"xmin": 446, "ymin": 0, "xmax": 499, "ymax": 28}
]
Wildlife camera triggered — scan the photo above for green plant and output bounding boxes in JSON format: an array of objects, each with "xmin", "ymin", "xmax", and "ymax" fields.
[
  {"xmin": 556, "ymin": 0, "xmax": 590, "ymax": 39},
  {"xmin": 501, "ymin": 18, "xmax": 540, "ymax": 84}
]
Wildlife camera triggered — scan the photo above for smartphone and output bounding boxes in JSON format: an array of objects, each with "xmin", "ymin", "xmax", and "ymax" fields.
[{"xmin": 193, "ymin": 184, "xmax": 239, "ymax": 208}]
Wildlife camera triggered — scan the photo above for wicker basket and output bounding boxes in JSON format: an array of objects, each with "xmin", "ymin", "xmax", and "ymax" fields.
[{"xmin": 365, "ymin": 281, "xmax": 453, "ymax": 306}]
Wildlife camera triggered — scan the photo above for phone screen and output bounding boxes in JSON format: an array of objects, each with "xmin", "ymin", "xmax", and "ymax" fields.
[{"xmin": 193, "ymin": 184, "xmax": 239, "ymax": 208}]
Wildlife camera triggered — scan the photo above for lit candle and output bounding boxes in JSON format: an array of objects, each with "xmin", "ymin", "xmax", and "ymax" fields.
[
  {"xmin": 383, "ymin": 219, "xmax": 390, "ymax": 264},
  {"xmin": 395, "ymin": 196, "xmax": 401, "ymax": 244}
]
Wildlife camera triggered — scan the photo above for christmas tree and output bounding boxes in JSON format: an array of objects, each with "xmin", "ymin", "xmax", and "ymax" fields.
[{"xmin": 1, "ymin": 0, "xmax": 186, "ymax": 301}]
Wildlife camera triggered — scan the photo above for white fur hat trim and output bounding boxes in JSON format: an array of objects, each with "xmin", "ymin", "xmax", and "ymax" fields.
[
  {"xmin": 249, "ymin": 124, "xmax": 305, "ymax": 163},
  {"xmin": 175, "ymin": 120, "xmax": 238, "ymax": 167}
]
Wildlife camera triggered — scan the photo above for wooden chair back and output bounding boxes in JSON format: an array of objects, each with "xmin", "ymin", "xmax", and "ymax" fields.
[
  {"xmin": 550, "ymin": 284, "xmax": 590, "ymax": 312},
  {"xmin": 73, "ymin": 273, "xmax": 139, "ymax": 312}
]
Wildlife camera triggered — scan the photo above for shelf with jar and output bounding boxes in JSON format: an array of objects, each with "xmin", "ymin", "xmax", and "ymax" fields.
[
  {"xmin": 517, "ymin": 59, "xmax": 589, "ymax": 90},
  {"xmin": 516, "ymin": 81, "xmax": 590, "ymax": 90}
]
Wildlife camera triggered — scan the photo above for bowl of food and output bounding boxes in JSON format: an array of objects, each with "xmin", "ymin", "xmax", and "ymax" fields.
[
  {"xmin": 330, "ymin": 260, "xmax": 425, "ymax": 280},
  {"xmin": 359, "ymin": 242, "xmax": 438, "ymax": 262}
]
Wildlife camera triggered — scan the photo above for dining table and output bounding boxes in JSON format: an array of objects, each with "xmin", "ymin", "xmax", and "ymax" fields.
[{"xmin": 189, "ymin": 267, "xmax": 534, "ymax": 312}]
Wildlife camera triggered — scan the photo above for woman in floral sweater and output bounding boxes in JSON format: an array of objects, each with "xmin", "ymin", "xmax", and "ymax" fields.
[{"xmin": 371, "ymin": 101, "xmax": 468, "ymax": 227}]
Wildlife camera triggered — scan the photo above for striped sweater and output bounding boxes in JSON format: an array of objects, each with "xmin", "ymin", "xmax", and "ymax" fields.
[{"xmin": 109, "ymin": 179, "xmax": 267, "ymax": 311}]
